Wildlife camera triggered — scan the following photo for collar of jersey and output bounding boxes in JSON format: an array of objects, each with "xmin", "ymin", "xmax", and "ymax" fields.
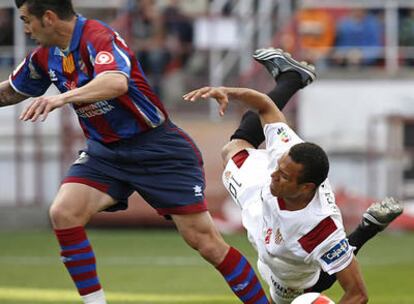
[{"xmin": 53, "ymin": 14, "xmax": 86, "ymax": 57}]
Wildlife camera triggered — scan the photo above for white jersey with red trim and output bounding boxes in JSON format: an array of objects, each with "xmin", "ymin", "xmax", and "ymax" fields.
[{"xmin": 222, "ymin": 122, "xmax": 355, "ymax": 291}]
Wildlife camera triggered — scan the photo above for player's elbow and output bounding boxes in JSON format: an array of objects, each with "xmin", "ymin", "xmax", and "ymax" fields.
[
  {"xmin": 347, "ymin": 287, "xmax": 368, "ymax": 304},
  {"xmin": 111, "ymin": 74, "xmax": 129, "ymax": 96},
  {"xmin": 355, "ymin": 291, "xmax": 368, "ymax": 304}
]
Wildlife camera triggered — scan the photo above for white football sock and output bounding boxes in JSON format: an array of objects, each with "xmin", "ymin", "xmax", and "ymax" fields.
[{"xmin": 81, "ymin": 289, "xmax": 107, "ymax": 304}]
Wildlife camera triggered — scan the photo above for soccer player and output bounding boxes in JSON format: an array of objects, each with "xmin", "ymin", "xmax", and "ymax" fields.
[
  {"xmin": 0, "ymin": 1, "xmax": 270, "ymax": 303},
  {"xmin": 183, "ymin": 48, "xmax": 403, "ymax": 304}
]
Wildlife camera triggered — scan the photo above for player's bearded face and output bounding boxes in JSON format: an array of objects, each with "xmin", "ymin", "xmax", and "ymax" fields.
[
  {"xmin": 19, "ymin": 5, "xmax": 53, "ymax": 47},
  {"xmin": 270, "ymin": 154, "xmax": 303, "ymax": 198}
]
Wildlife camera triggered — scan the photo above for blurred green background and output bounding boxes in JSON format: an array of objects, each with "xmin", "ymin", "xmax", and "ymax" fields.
[{"xmin": 0, "ymin": 230, "xmax": 413, "ymax": 304}]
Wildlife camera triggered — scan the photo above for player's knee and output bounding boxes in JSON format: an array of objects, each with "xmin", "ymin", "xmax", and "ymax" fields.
[
  {"xmin": 49, "ymin": 202, "xmax": 70, "ymax": 226},
  {"xmin": 198, "ymin": 240, "xmax": 229, "ymax": 265},
  {"xmin": 222, "ymin": 139, "xmax": 252, "ymax": 165},
  {"xmin": 358, "ymin": 290, "xmax": 369, "ymax": 304},
  {"xmin": 221, "ymin": 142, "xmax": 232, "ymax": 164},
  {"xmin": 221, "ymin": 141, "xmax": 239, "ymax": 165},
  {"xmin": 49, "ymin": 199, "xmax": 84, "ymax": 228},
  {"xmin": 185, "ymin": 230, "xmax": 229, "ymax": 265}
]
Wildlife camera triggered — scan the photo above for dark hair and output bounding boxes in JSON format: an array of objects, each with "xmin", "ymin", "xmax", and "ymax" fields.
[
  {"xmin": 15, "ymin": 0, "xmax": 75, "ymax": 20},
  {"xmin": 288, "ymin": 142, "xmax": 329, "ymax": 187}
]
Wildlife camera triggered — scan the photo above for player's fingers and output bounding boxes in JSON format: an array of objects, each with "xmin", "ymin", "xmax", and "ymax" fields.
[
  {"xmin": 185, "ymin": 87, "xmax": 212, "ymax": 101},
  {"xmin": 191, "ymin": 87, "xmax": 212, "ymax": 101},
  {"xmin": 30, "ymin": 100, "xmax": 47, "ymax": 122},
  {"xmin": 217, "ymin": 95, "xmax": 229, "ymax": 116},
  {"xmin": 182, "ymin": 90, "xmax": 199, "ymax": 101},
  {"xmin": 20, "ymin": 99, "xmax": 40, "ymax": 121},
  {"xmin": 41, "ymin": 103, "xmax": 53, "ymax": 122}
]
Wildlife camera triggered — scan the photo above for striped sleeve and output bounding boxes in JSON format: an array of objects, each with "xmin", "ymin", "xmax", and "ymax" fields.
[
  {"xmin": 83, "ymin": 21, "xmax": 131, "ymax": 78},
  {"xmin": 9, "ymin": 48, "xmax": 51, "ymax": 97},
  {"xmin": 299, "ymin": 216, "xmax": 355, "ymax": 275}
]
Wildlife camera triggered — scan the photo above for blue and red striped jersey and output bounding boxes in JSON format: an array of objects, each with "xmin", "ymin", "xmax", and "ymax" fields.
[{"xmin": 9, "ymin": 15, "xmax": 168, "ymax": 143}]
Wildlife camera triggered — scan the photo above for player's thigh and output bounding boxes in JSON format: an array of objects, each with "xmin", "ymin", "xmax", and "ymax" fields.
[
  {"xmin": 172, "ymin": 212, "xmax": 229, "ymax": 264},
  {"xmin": 50, "ymin": 183, "xmax": 117, "ymax": 228}
]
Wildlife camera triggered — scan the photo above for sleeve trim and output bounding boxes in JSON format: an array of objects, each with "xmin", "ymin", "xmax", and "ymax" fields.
[
  {"xmin": 95, "ymin": 70, "xmax": 129, "ymax": 79},
  {"xmin": 8, "ymin": 75, "xmax": 36, "ymax": 97}
]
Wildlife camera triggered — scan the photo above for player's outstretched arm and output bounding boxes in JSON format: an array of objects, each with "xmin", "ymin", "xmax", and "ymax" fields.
[
  {"xmin": 0, "ymin": 80, "xmax": 27, "ymax": 107},
  {"xmin": 19, "ymin": 73, "xmax": 128, "ymax": 122},
  {"xmin": 335, "ymin": 257, "xmax": 368, "ymax": 304},
  {"xmin": 183, "ymin": 86, "xmax": 287, "ymax": 126}
]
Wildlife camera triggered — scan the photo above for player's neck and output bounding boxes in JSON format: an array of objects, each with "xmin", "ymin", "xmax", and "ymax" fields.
[
  {"xmin": 283, "ymin": 191, "xmax": 315, "ymax": 211},
  {"xmin": 54, "ymin": 16, "xmax": 77, "ymax": 50}
]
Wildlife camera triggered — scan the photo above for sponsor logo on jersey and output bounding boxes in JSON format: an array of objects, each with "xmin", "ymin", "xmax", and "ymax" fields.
[
  {"xmin": 62, "ymin": 53, "xmax": 75, "ymax": 74},
  {"xmin": 75, "ymin": 100, "xmax": 115, "ymax": 118},
  {"xmin": 95, "ymin": 51, "xmax": 115, "ymax": 65},
  {"xmin": 276, "ymin": 127, "xmax": 291, "ymax": 143},
  {"xmin": 321, "ymin": 239, "xmax": 349, "ymax": 265},
  {"xmin": 270, "ymin": 276, "xmax": 303, "ymax": 299}
]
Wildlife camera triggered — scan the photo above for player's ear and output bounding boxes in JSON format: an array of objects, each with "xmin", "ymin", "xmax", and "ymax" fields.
[
  {"xmin": 42, "ymin": 9, "xmax": 58, "ymax": 26},
  {"xmin": 301, "ymin": 182, "xmax": 316, "ymax": 192}
]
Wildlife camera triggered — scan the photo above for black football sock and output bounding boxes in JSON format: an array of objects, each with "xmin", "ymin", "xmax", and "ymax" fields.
[
  {"xmin": 268, "ymin": 71, "xmax": 303, "ymax": 110},
  {"xmin": 347, "ymin": 223, "xmax": 381, "ymax": 255},
  {"xmin": 230, "ymin": 72, "xmax": 303, "ymax": 148}
]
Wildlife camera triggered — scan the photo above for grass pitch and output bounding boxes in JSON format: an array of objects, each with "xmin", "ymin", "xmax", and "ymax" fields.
[{"xmin": 0, "ymin": 229, "xmax": 413, "ymax": 303}]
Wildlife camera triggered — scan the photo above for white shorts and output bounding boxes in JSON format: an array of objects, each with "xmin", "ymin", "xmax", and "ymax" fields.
[{"xmin": 257, "ymin": 259, "xmax": 305, "ymax": 304}]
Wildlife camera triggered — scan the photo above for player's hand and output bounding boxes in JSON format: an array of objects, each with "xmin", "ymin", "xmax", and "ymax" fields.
[
  {"xmin": 183, "ymin": 86, "xmax": 229, "ymax": 116},
  {"xmin": 19, "ymin": 95, "xmax": 67, "ymax": 122}
]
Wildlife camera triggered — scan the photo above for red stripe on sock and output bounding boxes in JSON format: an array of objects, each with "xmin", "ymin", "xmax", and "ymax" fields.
[
  {"xmin": 78, "ymin": 285, "xmax": 102, "ymax": 296},
  {"xmin": 61, "ymin": 246, "xmax": 93, "ymax": 257},
  {"xmin": 72, "ymin": 270, "xmax": 98, "ymax": 282},
  {"xmin": 64, "ymin": 257, "xmax": 96, "ymax": 268},
  {"xmin": 246, "ymin": 289, "xmax": 267, "ymax": 304},
  {"xmin": 54, "ymin": 226, "xmax": 87, "ymax": 247},
  {"xmin": 228, "ymin": 263, "xmax": 251, "ymax": 286},
  {"xmin": 216, "ymin": 247, "xmax": 242, "ymax": 275},
  {"xmin": 236, "ymin": 276, "xmax": 259, "ymax": 298}
]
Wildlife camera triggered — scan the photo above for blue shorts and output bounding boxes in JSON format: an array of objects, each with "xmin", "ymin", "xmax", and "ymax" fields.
[{"xmin": 63, "ymin": 120, "xmax": 207, "ymax": 216}]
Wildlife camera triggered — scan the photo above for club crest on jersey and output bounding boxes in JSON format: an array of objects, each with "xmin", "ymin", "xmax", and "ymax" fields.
[
  {"xmin": 274, "ymin": 228, "xmax": 283, "ymax": 244},
  {"xmin": 321, "ymin": 239, "xmax": 350, "ymax": 265},
  {"xmin": 64, "ymin": 80, "xmax": 77, "ymax": 91},
  {"xmin": 95, "ymin": 51, "xmax": 114, "ymax": 65},
  {"xmin": 276, "ymin": 127, "xmax": 291, "ymax": 143},
  {"xmin": 62, "ymin": 53, "xmax": 75, "ymax": 74}
]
